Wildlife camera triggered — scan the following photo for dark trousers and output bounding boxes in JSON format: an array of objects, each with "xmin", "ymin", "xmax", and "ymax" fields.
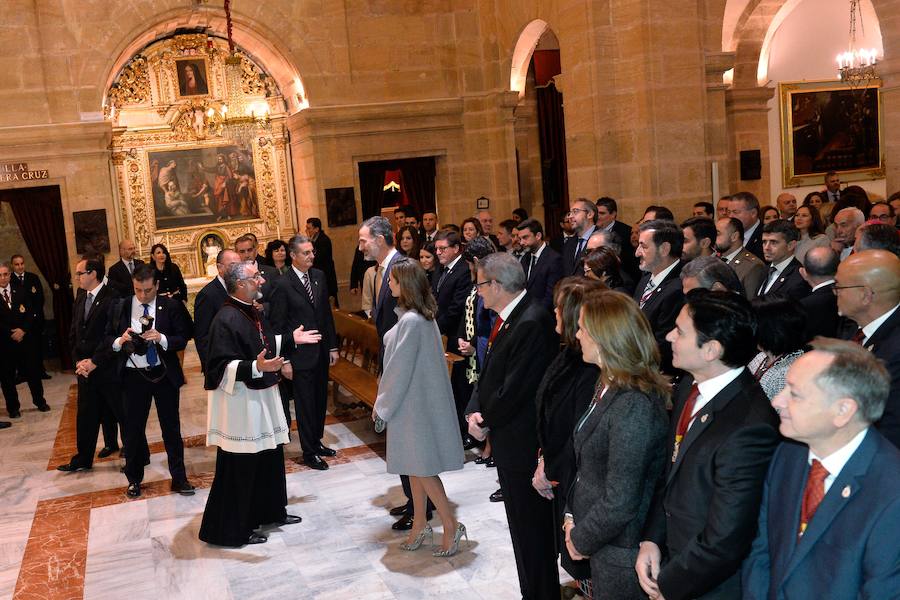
[
  {"xmin": 497, "ymin": 466, "xmax": 560, "ymax": 600},
  {"xmin": 0, "ymin": 340, "xmax": 44, "ymax": 414},
  {"xmin": 199, "ymin": 445, "xmax": 288, "ymax": 547},
  {"xmin": 121, "ymin": 368, "xmax": 186, "ymax": 484},
  {"xmin": 400, "ymin": 474, "xmax": 434, "ymax": 514},
  {"xmin": 73, "ymin": 375, "xmax": 125, "ymax": 467},
  {"xmin": 291, "ymin": 355, "xmax": 329, "ymax": 459},
  {"xmin": 100, "ymin": 400, "xmax": 121, "ymax": 449},
  {"xmin": 450, "ymin": 362, "xmax": 473, "ymax": 437}
]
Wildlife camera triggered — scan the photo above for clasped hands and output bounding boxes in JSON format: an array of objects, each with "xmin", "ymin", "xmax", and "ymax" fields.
[
  {"xmin": 467, "ymin": 412, "xmax": 488, "ymax": 441},
  {"xmin": 119, "ymin": 327, "xmax": 161, "ymax": 344},
  {"xmin": 457, "ymin": 338, "xmax": 475, "ymax": 356},
  {"xmin": 75, "ymin": 359, "xmax": 96, "ymax": 378}
]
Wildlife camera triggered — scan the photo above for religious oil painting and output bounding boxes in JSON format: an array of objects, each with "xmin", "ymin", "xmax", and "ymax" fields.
[
  {"xmin": 175, "ymin": 57, "xmax": 210, "ymax": 97},
  {"xmin": 73, "ymin": 209, "xmax": 111, "ymax": 254},
  {"xmin": 148, "ymin": 144, "xmax": 260, "ymax": 231},
  {"xmin": 325, "ymin": 187, "xmax": 358, "ymax": 228},
  {"xmin": 780, "ymin": 79, "xmax": 883, "ymax": 187},
  {"xmin": 198, "ymin": 231, "xmax": 226, "ymax": 278}
]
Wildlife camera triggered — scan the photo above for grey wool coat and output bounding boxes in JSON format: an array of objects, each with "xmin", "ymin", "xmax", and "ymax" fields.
[{"xmin": 374, "ymin": 308, "xmax": 465, "ymax": 476}]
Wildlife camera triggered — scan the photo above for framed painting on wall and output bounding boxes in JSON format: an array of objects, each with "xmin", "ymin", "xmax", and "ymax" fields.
[
  {"xmin": 147, "ymin": 144, "xmax": 259, "ymax": 231},
  {"xmin": 325, "ymin": 187, "xmax": 357, "ymax": 228},
  {"xmin": 779, "ymin": 79, "xmax": 883, "ymax": 187},
  {"xmin": 175, "ymin": 57, "xmax": 210, "ymax": 98},
  {"xmin": 73, "ymin": 209, "xmax": 110, "ymax": 254},
  {"xmin": 198, "ymin": 231, "xmax": 226, "ymax": 278}
]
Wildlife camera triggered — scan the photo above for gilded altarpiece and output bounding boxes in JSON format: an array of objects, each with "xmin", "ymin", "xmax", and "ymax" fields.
[{"xmin": 107, "ymin": 34, "xmax": 295, "ymax": 278}]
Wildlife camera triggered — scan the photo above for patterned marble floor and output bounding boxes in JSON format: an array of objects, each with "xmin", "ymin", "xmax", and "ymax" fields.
[{"xmin": 0, "ymin": 344, "xmax": 574, "ymax": 600}]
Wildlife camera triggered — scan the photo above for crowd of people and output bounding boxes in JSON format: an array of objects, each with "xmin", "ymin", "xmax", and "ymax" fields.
[{"xmin": 2, "ymin": 168, "xmax": 899, "ymax": 597}]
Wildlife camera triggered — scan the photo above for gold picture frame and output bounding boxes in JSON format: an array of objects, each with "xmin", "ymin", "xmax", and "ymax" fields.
[
  {"xmin": 174, "ymin": 57, "xmax": 210, "ymax": 98},
  {"xmin": 779, "ymin": 79, "xmax": 883, "ymax": 187}
]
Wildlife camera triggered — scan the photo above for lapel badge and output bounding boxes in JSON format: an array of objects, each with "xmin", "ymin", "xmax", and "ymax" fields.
[
  {"xmin": 779, "ymin": 277, "xmax": 786, "ymax": 283},
  {"xmin": 842, "ymin": 485, "xmax": 851, "ymax": 498},
  {"xmin": 700, "ymin": 413, "xmax": 709, "ymax": 423},
  {"xmin": 31, "ymin": 286, "xmax": 37, "ymax": 293},
  {"xmin": 19, "ymin": 304, "xmax": 26, "ymax": 313}
]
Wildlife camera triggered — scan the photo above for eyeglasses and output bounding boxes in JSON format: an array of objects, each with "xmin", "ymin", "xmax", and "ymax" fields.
[
  {"xmin": 241, "ymin": 273, "xmax": 264, "ymax": 281},
  {"xmin": 567, "ymin": 208, "xmax": 589, "ymax": 216},
  {"xmin": 75, "ymin": 270, "xmax": 93, "ymax": 276},
  {"xmin": 435, "ymin": 246, "xmax": 450, "ymax": 253},
  {"xmin": 474, "ymin": 280, "xmax": 494, "ymax": 288},
  {"xmin": 832, "ymin": 284, "xmax": 867, "ymax": 295}
]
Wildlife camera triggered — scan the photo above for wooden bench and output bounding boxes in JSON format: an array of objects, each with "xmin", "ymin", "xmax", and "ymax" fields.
[{"xmin": 329, "ymin": 309, "xmax": 466, "ymax": 410}]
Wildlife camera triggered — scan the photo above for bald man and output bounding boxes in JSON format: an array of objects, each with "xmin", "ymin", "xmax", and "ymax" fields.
[
  {"xmin": 831, "ymin": 208, "xmax": 866, "ymax": 261},
  {"xmin": 836, "ymin": 250, "xmax": 900, "ymax": 448},
  {"xmin": 775, "ymin": 192, "xmax": 798, "ymax": 220},
  {"xmin": 107, "ymin": 239, "xmax": 145, "ymax": 297}
]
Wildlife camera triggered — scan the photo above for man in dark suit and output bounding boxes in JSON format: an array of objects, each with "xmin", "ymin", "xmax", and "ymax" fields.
[
  {"xmin": 597, "ymin": 196, "xmax": 640, "ymax": 280},
  {"xmin": 58, "ymin": 256, "xmax": 123, "ymax": 471},
  {"xmin": 306, "ymin": 218, "xmax": 339, "ymax": 308},
  {"xmin": 193, "ymin": 249, "xmax": 240, "ymax": 373},
  {"xmin": 107, "ymin": 264, "xmax": 194, "ymax": 499},
  {"xmin": 716, "ymin": 217, "xmax": 768, "ymax": 300},
  {"xmin": 10, "ymin": 254, "xmax": 49, "ymax": 379},
  {"xmin": 823, "ymin": 170, "xmax": 841, "ymax": 204},
  {"xmin": 637, "ymin": 290, "xmax": 780, "ymax": 600},
  {"xmin": 562, "ymin": 198, "xmax": 598, "ymax": 276},
  {"xmin": 466, "ymin": 252, "xmax": 559, "ymax": 600},
  {"xmin": 107, "ymin": 239, "xmax": 144, "ymax": 298},
  {"xmin": 758, "ymin": 219, "xmax": 811, "ymax": 301},
  {"xmin": 358, "ymin": 216, "xmax": 432, "ymax": 529},
  {"xmin": 515, "ymin": 218, "xmax": 563, "ymax": 310},
  {"xmin": 799, "ymin": 247, "xmax": 841, "ymax": 339},
  {"xmin": 729, "ymin": 191, "xmax": 765, "ymax": 260},
  {"xmin": 836, "ymin": 250, "xmax": 900, "ymax": 449},
  {"xmin": 269, "ymin": 235, "xmax": 339, "ymax": 471},
  {"xmin": 432, "ymin": 230, "xmax": 472, "ymax": 354},
  {"xmin": 0, "ymin": 262, "xmax": 49, "ymax": 418},
  {"xmin": 235, "ymin": 233, "xmax": 278, "ymax": 303},
  {"xmin": 634, "ymin": 219, "xmax": 684, "ymax": 376},
  {"xmin": 743, "ymin": 339, "xmax": 900, "ymax": 598}
]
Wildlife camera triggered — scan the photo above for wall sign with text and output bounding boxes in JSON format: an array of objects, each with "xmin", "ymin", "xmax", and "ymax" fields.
[{"xmin": 0, "ymin": 162, "xmax": 50, "ymax": 183}]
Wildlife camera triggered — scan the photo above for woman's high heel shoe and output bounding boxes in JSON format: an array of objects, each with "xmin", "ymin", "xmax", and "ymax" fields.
[
  {"xmin": 400, "ymin": 524, "xmax": 433, "ymax": 551},
  {"xmin": 433, "ymin": 523, "xmax": 468, "ymax": 557}
]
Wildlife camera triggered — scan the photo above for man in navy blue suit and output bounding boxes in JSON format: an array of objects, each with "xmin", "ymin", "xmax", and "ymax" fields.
[{"xmin": 743, "ymin": 339, "xmax": 900, "ymax": 599}]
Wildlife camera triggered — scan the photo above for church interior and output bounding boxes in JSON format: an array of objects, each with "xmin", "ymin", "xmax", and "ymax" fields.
[{"xmin": 0, "ymin": 0, "xmax": 897, "ymax": 598}]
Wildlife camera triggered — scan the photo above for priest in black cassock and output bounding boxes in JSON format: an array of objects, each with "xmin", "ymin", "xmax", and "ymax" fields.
[{"xmin": 199, "ymin": 260, "xmax": 321, "ymax": 547}]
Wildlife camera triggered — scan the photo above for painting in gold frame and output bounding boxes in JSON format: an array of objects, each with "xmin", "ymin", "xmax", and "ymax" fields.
[
  {"xmin": 174, "ymin": 57, "xmax": 210, "ymax": 98},
  {"xmin": 779, "ymin": 79, "xmax": 883, "ymax": 187}
]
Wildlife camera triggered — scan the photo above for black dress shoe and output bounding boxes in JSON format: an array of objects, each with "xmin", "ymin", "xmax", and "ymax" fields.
[
  {"xmin": 462, "ymin": 435, "xmax": 482, "ymax": 451},
  {"xmin": 277, "ymin": 514, "xmax": 302, "ymax": 525},
  {"xmin": 36, "ymin": 403, "xmax": 50, "ymax": 412},
  {"xmin": 171, "ymin": 479, "xmax": 196, "ymax": 495},
  {"xmin": 303, "ymin": 455, "xmax": 329, "ymax": 470},
  {"xmin": 57, "ymin": 462, "xmax": 91, "ymax": 472},
  {"xmin": 9, "ymin": 411, "xmax": 21, "ymax": 419},
  {"xmin": 474, "ymin": 455, "xmax": 488, "ymax": 465},
  {"xmin": 0, "ymin": 421, "xmax": 10, "ymax": 429},
  {"xmin": 316, "ymin": 444, "xmax": 337, "ymax": 457},
  {"xmin": 389, "ymin": 505, "xmax": 409, "ymax": 517},
  {"xmin": 247, "ymin": 532, "xmax": 268, "ymax": 544},
  {"xmin": 126, "ymin": 482, "xmax": 141, "ymax": 498},
  {"xmin": 97, "ymin": 446, "xmax": 119, "ymax": 459},
  {"xmin": 485, "ymin": 456, "xmax": 496, "ymax": 468},
  {"xmin": 392, "ymin": 514, "xmax": 414, "ymax": 530},
  {"xmin": 489, "ymin": 489, "xmax": 504, "ymax": 503}
]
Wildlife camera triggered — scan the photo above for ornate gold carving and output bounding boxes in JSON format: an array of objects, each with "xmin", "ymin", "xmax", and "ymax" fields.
[
  {"xmin": 254, "ymin": 144, "xmax": 279, "ymax": 231},
  {"xmin": 170, "ymin": 34, "xmax": 213, "ymax": 55},
  {"xmin": 171, "ymin": 100, "xmax": 219, "ymax": 141},
  {"xmin": 116, "ymin": 166, "xmax": 130, "ymax": 241},
  {"xmin": 126, "ymin": 160, "xmax": 152, "ymax": 248},
  {"xmin": 236, "ymin": 53, "xmax": 272, "ymax": 97},
  {"xmin": 107, "ymin": 55, "xmax": 150, "ymax": 111}
]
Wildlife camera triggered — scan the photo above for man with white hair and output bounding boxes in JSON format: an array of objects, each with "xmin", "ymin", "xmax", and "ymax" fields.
[
  {"xmin": 776, "ymin": 192, "xmax": 798, "ymax": 221},
  {"xmin": 743, "ymin": 339, "xmax": 900, "ymax": 598},
  {"xmin": 831, "ymin": 207, "xmax": 865, "ymax": 261}
]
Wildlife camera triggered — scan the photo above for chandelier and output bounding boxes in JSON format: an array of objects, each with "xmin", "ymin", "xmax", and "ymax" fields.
[
  {"xmin": 836, "ymin": 0, "xmax": 878, "ymax": 88},
  {"xmin": 205, "ymin": 0, "xmax": 270, "ymax": 147}
]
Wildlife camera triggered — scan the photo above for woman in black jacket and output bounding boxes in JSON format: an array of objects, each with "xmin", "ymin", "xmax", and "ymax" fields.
[
  {"xmin": 531, "ymin": 277, "xmax": 604, "ymax": 594},
  {"xmin": 150, "ymin": 243, "xmax": 188, "ymax": 302}
]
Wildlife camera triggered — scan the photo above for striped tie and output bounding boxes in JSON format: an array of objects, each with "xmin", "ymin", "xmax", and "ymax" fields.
[
  {"xmin": 301, "ymin": 272, "xmax": 315, "ymax": 305},
  {"xmin": 639, "ymin": 279, "xmax": 654, "ymax": 308}
]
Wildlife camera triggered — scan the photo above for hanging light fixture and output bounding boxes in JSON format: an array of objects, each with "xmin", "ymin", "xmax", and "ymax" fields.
[
  {"xmin": 836, "ymin": 0, "xmax": 878, "ymax": 88},
  {"xmin": 206, "ymin": 0, "xmax": 270, "ymax": 146}
]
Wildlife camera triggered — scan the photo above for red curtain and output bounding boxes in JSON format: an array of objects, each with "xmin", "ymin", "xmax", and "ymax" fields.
[
  {"xmin": 358, "ymin": 157, "xmax": 437, "ymax": 220},
  {"xmin": 0, "ymin": 185, "xmax": 74, "ymax": 369}
]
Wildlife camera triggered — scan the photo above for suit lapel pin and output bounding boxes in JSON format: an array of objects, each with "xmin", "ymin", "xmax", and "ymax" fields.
[
  {"xmin": 842, "ymin": 485, "xmax": 851, "ymax": 498},
  {"xmin": 19, "ymin": 304, "xmax": 26, "ymax": 313},
  {"xmin": 31, "ymin": 286, "xmax": 37, "ymax": 293},
  {"xmin": 700, "ymin": 413, "xmax": 708, "ymax": 423},
  {"xmin": 779, "ymin": 277, "xmax": 785, "ymax": 283}
]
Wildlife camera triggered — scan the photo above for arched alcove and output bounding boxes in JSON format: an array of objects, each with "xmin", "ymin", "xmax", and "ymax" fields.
[{"xmin": 510, "ymin": 20, "xmax": 551, "ymax": 98}]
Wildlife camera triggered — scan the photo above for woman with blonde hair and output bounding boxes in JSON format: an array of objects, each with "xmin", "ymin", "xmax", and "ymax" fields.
[
  {"xmin": 564, "ymin": 291, "xmax": 669, "ymax": 599},
  {"xmin": 374, "ymin": 258, "xmax": 466, "ymax": 556}
]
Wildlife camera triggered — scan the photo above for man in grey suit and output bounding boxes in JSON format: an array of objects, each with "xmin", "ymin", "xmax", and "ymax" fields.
[{"xmin": 716, "ymin": 217, "xmax": 767, "ymax": 300}]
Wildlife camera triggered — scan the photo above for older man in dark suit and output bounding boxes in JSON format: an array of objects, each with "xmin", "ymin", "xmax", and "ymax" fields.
[
  {"xmin": 516, "ymin": 218, "xmax": 563, "ymax": 310},
  {"xmin": 743, "ymin": 339, "xmax": 900, "ymax": 599},
  {"xmin": 107, "ymin": 239, "xmax": 144, "ymax": 297},
  {"xmin": 107, "ymin": 264, "xmax": 195, "ymax": 499},
  {"xmin": 58, "ymin": 256, "xmax": 122, "ymax": 472},
  {"xmin": 193, "ymin": 249, "xmax": 241, "ymax": 373},
  {"xmin": 10, "ymin": 254, "xmax": 49, "ymax": 380},
  {"xmin": 467, "ymin": 252, "xmax": 559, "ymax": 600},
  {"xmin": 634, "ymin": 219, "xmax": 684, "ymax": 376},
  {"xmin": 306, "ymin": 218, "xmax": 339, "ymax": 308},
  {"xmin": 269, "ymin": 235, "xmax": 338, "ymax": 471},
  {"xmin": 637, "ymin": 290, "xmax": 780, "ymax": 600},
  {"xmin": 836, "ymin": 250, "xmax": 900, "ymax": 449},
  {"xmin": 758, "ymin": 220, "xmax": 811, "ymax": 301},
  {"xmin": 235, "ymin": 233, "xmax": 278, "ymax": 303},
  {"xmin": 799, "ymin": 247, "xmax": 841, "ymax": 339}
]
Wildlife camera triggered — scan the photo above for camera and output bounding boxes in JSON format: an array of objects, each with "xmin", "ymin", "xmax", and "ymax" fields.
[{"xmin": 122, "ymin": 314, "xmax": 154, "ymax": 356}]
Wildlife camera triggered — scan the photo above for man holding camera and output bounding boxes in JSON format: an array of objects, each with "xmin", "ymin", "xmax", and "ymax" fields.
[{"xmin": 107, "ymin": 264, "xmax": 194, "ymax": 498}]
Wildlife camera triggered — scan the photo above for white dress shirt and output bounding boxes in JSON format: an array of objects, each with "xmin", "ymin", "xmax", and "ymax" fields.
[
  {"xmin": 762, "ymin": 255, "xmax": 794, "ymax": 294},
  {"xmin": 808, "ymin": 427, "xmax": 868, "ymax": 494},
  {"xmin": 112, "ymin": 296, "xmax": 168, "ymax": 368},
  {"xmin": 861, "ymin": 302, "xmax": 900, "ymax": 343},
  {"xmin": 743, "ymin": 220, "xmax": 761, "ymax": 248},
  {"xmin": 690, "ymin": 367, "xmax": 745, "ymax": 427}
]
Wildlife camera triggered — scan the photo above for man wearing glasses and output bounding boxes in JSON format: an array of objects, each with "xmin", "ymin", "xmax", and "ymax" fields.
[
  {"xmin": 836, "ymin": 250, "xmax": 900, "ymax": 449},
  {"xmin": 562, "ymin": 198, "xmax": 599, "ymax": 276}
]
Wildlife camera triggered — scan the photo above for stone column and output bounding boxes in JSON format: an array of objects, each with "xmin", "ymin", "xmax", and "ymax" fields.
[{"xmin": 725, "ymin": 86, "xmax": 775, "ymax": 200}]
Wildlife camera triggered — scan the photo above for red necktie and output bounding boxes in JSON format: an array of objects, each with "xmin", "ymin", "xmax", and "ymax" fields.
[
  {"xmin": 672, "ymin": 384, "xmax": 700, "ymax": 461},
  {"xmin": 799, "ymin": 459, "xmax": 829, "ymax": 537},
  {"xmin": 851, "ymin": 328, "xmax": 866, "ymax": 345},
  {"xmin": 487, "ymin": 317, "xmax": 504, "ymax": 347}
]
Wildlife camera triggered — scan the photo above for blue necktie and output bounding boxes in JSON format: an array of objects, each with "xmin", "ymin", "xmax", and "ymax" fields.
[{"xmin": 142, "ymin": 303, "xmax": 159, "ymax": 366}]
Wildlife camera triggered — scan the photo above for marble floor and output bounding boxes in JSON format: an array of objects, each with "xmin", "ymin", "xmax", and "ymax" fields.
[{"xmin": 1, "ymin": 344, "xmax": 575, "ymax": 600}]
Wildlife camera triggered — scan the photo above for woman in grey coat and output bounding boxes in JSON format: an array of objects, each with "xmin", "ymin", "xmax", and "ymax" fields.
[
  {"xmin": 374, "ymin": 258, "xmax": 466, "ymax": 556},
  {"xmin": 564, "ymin": 291, "xmax": 670, "ymax": 599}
]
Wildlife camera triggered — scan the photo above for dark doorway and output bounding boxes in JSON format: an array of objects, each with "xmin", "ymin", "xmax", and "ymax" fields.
[
  {"xmin": 0, "ymin": 185, "xmax": 74, "ymax": 369},
  {"xmin": 358, "ymin": 157, "xmax": 437, "ymax": 220},
  {"xmin": 532, "ymin": 48, "xmax": 569, "ymax": 244}
]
